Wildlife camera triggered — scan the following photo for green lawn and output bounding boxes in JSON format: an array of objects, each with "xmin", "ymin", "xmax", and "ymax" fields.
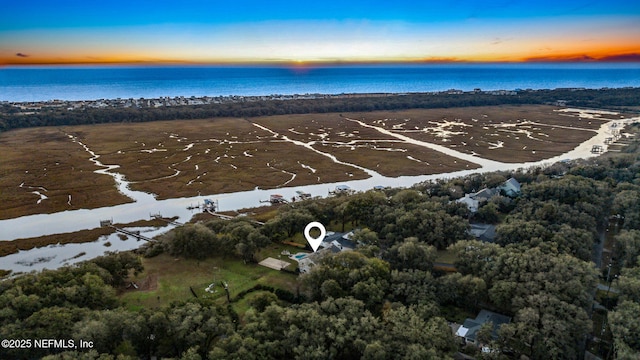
[
  {"xmin": 435, "ymin": 249, "xmax": 458, "ymax": 264},
  {"xmin": 120, "ymin": 253, "xmax": 298, "ymax": 311},
  {"xmin": 327, "ymin": 220, "xmax": 356, "ymax": 233}
]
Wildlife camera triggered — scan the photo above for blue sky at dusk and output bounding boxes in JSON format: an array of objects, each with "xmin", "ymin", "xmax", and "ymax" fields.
[{"xmin": 1, "ymin": 0, "xmax": 639, "ymax": 64}]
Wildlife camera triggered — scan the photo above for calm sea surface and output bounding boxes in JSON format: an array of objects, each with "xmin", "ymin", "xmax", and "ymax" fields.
[{"xmin": 1, "ymin": 63, "xmax": 639, "ymax": 102}]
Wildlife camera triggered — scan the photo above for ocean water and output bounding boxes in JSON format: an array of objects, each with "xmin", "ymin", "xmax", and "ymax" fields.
[{"xmin": 1, "ymin": 63, "xmax": 639, "ymax": 102}]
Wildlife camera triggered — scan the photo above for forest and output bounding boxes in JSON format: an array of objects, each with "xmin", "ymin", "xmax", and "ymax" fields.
[
  {"xmin": 1, "ymin": 87, "xmax": 639, "ymax": 133},
  {"xmin": 0, "ymin": 128, "xmax": 639, "ymax": 359}
]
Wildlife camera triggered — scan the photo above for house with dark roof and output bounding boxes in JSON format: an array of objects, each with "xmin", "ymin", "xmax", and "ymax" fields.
[
  {"xmin": 498, "ymin": 178, "xmax": 521, "ymax": 197},
  {"xmin": 469, "ymin": 223, "xmax": 497, "ymax": 243},
  {"xmin": 474, "ymin": 188, "xmax": 499, "ymax": 202},
  {"xmin": 455, "ymin": 310, "xmax": 511, "ymax": 345},
  {"xmin": 297, "ymin": 231, "xmax": 356, "ymax": 273}
]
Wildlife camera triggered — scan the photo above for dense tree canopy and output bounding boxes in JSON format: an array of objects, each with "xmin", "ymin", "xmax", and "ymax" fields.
[{"xmin": 211, "ymin": 297, "xmax": 456, "ymax": 360}]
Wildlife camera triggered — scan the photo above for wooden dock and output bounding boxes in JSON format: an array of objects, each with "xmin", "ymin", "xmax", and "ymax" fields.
[
  {"xmin": 204, "ymin": 209, "xmax": 264, "ymax": 226},
  {"xmin": 112, "ymin": 226, "xmax": 154, "ymax": 242},
  {"xmin": 100, "ymin": 219, "xmax": 155, "ymax": 242},
  {"xmin": 150, "ymin": 213, "xmax": 183, "ymax": 226}
]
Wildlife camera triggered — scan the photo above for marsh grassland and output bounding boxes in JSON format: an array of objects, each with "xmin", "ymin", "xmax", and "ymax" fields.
[{"xmin": 0, "ymin": 105, "xmax": 619, "ymax": 223}]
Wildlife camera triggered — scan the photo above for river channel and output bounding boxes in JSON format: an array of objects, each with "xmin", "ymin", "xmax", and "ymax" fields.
[{"xmin": 1, "ymin": 113, "xmax": 636, "ymax": 273}]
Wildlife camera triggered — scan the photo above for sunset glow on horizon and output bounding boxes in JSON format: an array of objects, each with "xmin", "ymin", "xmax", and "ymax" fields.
[{"xmin": 1, "ymin": 0, "xmax": 639, "ymax": 66}]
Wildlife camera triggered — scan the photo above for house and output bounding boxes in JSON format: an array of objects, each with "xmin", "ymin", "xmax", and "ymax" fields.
[
  {"xmin": 457, "ymin": 194, "xmax": 479, "ymax": 213},
  {"xmin": 469, "ymin": 223, "xmax": 497, "ymax": 243},
  {"xmin": 297, "ymin": 231, "xmax": 355, "ymax": 273},
  {"xmin": 330, "ymin": 185, "xmax": 356, "ymax": 196},
  {"xmin": 474, "ymin": 188, "xmax": 499, "ymax": 202},
  {"xmin": 455, "ymin": 310, "xmax": 511, "ymax": 345},
  {"xmin": 498, "ymin": 178, "xmax": 521, "ymax": 197},
  {"xmin": 456, "ymin": 178, "xmax": 521, "ymax": 213}
]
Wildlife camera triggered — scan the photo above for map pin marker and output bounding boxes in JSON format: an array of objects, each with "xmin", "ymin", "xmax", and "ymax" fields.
[{"xmin": 304, "ymin": 221, "xmax": 326, "ymax": 252}]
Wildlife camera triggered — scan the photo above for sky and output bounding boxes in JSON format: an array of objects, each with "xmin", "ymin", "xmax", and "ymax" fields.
[{"xmin": 1, "ymin": 0, "xmax": 640, "ymax": 65}]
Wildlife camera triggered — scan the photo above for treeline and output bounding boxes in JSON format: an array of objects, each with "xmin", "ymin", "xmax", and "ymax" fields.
[{"xmin": 1, "ymin": 87, "xmax": 639, "ymax": 133}]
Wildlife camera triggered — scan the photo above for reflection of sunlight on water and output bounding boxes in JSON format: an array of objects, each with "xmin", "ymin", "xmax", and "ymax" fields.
[{"xmin": 1, "ymin": 114, "xmax": 638, "ymax": 272}]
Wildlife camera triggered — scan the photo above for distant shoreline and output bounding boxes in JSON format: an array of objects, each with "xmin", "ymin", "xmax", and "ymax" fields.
[
  {"xmin": 3, "ymin": 86, "xmax": 639, "ymax": 107},
  {"xmin": 1, "ymin": 87, "xmax": 639, "ymax": 133}
]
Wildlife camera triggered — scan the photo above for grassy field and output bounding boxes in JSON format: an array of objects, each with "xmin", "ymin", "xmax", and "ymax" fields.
[{"xmin": 120, "ymin": 250, "xmax": 299, "ymax": 311}]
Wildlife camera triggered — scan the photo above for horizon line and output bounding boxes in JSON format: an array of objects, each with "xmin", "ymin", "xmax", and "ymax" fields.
[
  {"xmin": 3, "ymin": 59, "xmax": 640, "ymax": 68},
  {"xmin": 3, "ymin": 52, "xmax": 640, "ymax": 67}
]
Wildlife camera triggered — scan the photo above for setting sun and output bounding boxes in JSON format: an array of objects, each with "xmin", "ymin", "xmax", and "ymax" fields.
[{"xmin": 1, "ymin": 0, "xmax": 639, "ymax": 65}]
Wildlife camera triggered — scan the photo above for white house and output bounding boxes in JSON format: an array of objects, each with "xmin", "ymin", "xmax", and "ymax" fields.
[
  {"xmin": 456, "ymin": 177, "xmax": 521, "ymax": 213},
  {"xmin": 457, "ymin": 194, "xmax": 480, "ymax": 213}
]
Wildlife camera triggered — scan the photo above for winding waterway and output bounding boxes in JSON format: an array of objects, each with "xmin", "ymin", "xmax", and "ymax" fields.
[{"xmin": 1, "ymin": 113, "xmax": 637, "ymax": 273}]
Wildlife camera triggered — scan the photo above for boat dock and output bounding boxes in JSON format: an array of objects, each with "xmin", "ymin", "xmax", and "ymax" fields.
[
  {"xmin": 150, "ymin": 213, "xmax": 183, "ymax": 226},
  {"xmin": 203, "ymin": 208, "xmax": 265, "ymax": 226},
  {"xmin": 99, "ymin": 219, "xmax": 155, "ymax": 242}
]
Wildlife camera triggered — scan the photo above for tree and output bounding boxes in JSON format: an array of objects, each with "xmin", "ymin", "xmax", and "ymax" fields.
[
  {"xmin": 609, "ymin": 301, "xmax": 640, "ymax": 358},
  {"xmin": 301, "ymin": 251, "xmax": 390, "ymax": 310},
  {"xmin": 389, "ymin": 269, "xmax": 437, "ymax": 305},
  {"xmin": 476, "ymin": 202, "xmax": 500, "ymax": 224},
  {"xmin": 164, "ymin": 223, "xmax": 217, "ymax": 260},
  {"xmin": 496, "ymin": 220, "xmax": 548, "ymax": 246},
  {"xmin": 615, "ymin": 230, "xmax": 640, "ymax": 268},
  {"xmin": 41, "ymin": 350, "xmax": 128, "ymax": 360},
  {"xmin": 549, "ymin": 225, "xmax": 595, "ymax": 262},
  {"xmin": 617, "ymin": 267, "xmax": 640, "ymax": 303},
  {"xmin": 499, "ymin": 293, "xmax": 591, "ymax": 360},
  {"xmin": 523, "ymin": 175, "xmax": 610, "ymax": 209},
  {"xmin": 157, "ymin": 301, "xmax": 234, "ymax": 358},
  {"xmin": 345, "ymin": 190, "xmax": 389, "ymax": 226},
  {"xmin": 91, "ymin": 251, "xmax": 144, "ymax": 287},
  {"xmin": 370, "ymin": 203, "xmax": 469, "ymax": 250},
  {"xmin": 73, "ymin": 308, "xmax": 136, "ymax": 355},
  {"xmin": 613, "ymin": 190, "xmax": 640, "ymax": 229},
  {"xmin": 435, "ymin": 273, "xmax": 486, "ymax": 310},
  {"xmin": 263, "ymin": 208, "xmax": 315, "ymax": 239},
  {"xmin": 349, "ymin": 228, "xmax": 379, "ymax": 246},
  {"xmin": 230, "ymin": 223, "xmax": 270, "ymax": 262},
  {"xmin": 496, "ymin": 220, "xmax": 594, "ymax": 261},
  {"xmin": 385, "ymin": 237, "xmax": 436, "ymax": 271},
  {"xmin": 249, "ymin": 292, "xmax": 278, "ymax": 312},
  {"xmin": 450, "ymin": 240, "xmax": 504, "ymax": 280},
  {"xmin": 214, "ymin": 297, "xmax": 381, "ymax": 359},
  {"xmin": 380, "ymin": 306, "xmax": 456, "ymax": 359},
  {"xmin": 390, "ymin": 189, "xmax": 426, "ymax": 209}
]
